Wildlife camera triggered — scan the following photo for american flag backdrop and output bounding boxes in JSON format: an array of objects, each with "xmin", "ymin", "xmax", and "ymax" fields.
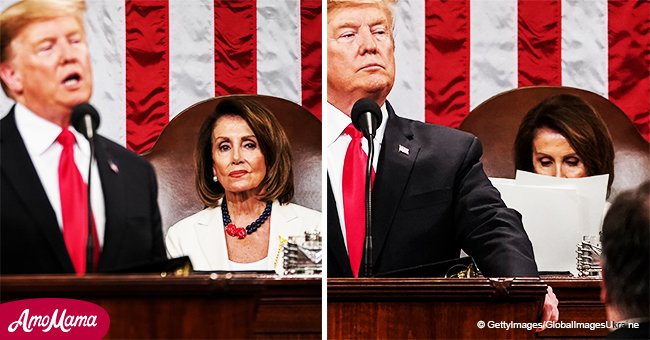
[
  {"xmin": 0, "ymin": 0, "xmax": 322, "ymax": 154},
  {"xmin": 387, "ymin": 0, "xmax": 648, "ymax": 141},
  {"xmin": 1, "ymin": 0, "xmax": 648, "ymax": 152}
]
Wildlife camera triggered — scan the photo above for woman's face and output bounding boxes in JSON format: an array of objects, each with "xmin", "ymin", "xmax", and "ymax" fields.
[
  {"xmin": 212, "ymin": 115, "xmax": 266, "ymax": 196},
  {"xmin": 531, "ymin": 127, "xmax": 587, "ymax": 178}
]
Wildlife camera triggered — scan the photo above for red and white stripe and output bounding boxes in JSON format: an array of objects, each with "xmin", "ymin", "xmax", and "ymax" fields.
[
  {"xmin": 390, "ymin": 0, "xmax": 648, "ymax": 141},
  {"xmin": 1, "ymin": 0, "xmax": 646, "ymax": 148},
  {"xmin": 0, "ymin": 0, "xmax": 322, "ymax": 154}
]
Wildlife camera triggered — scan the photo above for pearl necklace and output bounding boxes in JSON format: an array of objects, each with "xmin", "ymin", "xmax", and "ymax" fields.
[{"xmin": 221, "ymin": 199, "xmax": 272, "ymax": 239}]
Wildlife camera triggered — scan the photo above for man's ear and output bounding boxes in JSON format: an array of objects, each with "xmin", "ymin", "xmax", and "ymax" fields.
[{"xmin": 0, "ymin": 62, "xmax": 23, "ymax": 96}]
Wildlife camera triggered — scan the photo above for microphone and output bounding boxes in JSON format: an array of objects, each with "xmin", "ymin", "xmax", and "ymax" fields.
[
  {"xmin": 350, "ymin": 98, "xmax": 383, "ymax": 278},
  {"xmin": 71, "ymin": 103, "xmax": 101, "ymax": 274},
  {"xmin": 351, "ymin": 98, "xmax": 382, "ymax": 139},
  {"xmin": 71, "ymin": 103, "xmax": 100, "ymax": 140}
]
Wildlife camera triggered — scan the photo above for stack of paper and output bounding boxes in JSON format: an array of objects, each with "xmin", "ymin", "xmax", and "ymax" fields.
[{"xmin": 489, "ymin": 171, "xmax": 609, "ymax": 275}]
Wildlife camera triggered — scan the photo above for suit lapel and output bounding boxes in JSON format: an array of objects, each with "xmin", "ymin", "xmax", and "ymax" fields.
[
  {"xmin": 327, "ymin": 176, "xmax": 353, "ymax": 276},
  {"xmin": 371, "ymin": 102, "xmax": 420, "ymax": 267},
  {"xmin": 194, "ymin": 207, "xmax": 229, "ymax": 270},
  {"xmin": 94, "ymin": 137, "xmax": 127, "ymax": 270},
  {"xmin": 0, "ymin": 109, "xmax": 74, "ymax": 271}
]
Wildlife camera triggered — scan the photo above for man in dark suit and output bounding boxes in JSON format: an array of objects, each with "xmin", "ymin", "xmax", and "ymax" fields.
[
  {"xmin": 326, "ymin": 0, "xmax": 558, "ymax": 327},
  {"xmin": 600, "ymin": 181, "xmax": 649, "ymax": 339},
  {"xmin": 0, "ymin": 0, "xmax": 165, "ymax": 274}
]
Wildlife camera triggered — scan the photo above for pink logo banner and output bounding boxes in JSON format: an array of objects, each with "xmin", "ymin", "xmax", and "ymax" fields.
[{"xmin": 0, "ymin": 298, "xmax": 109, "ymax": 339}]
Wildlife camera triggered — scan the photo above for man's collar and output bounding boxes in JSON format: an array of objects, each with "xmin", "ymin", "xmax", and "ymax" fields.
[
  {"xmin": 14, "ymin": 102, "xmax": 90, "ymax": 156},
  {"xmin": 375, "ymin": 103, "xmax": 389, "ymax": 144},
  {"xmin": 326, "ymin": 102, "xmax": 350, "ymax": 147},
  {"xmin": 326, "ymin": 101, "xmax": 389, "ymax": 146}
]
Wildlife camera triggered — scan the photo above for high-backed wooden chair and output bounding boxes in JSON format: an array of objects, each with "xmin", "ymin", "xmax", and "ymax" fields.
[
  {"xmin": 143, "ymin": 95, "xmax": 321, "ymax": 234},
  {"xmin": 459, "ymin": 86, "xmax": 649, "ymax": 200}
]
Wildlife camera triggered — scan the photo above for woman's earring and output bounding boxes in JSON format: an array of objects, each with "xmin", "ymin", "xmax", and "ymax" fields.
[{"xmin": 213, "ymin": 175, "xmax": 218, "ymax": 183}]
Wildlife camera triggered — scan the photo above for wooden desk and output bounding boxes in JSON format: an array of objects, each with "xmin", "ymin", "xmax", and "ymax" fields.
[
  {"xmin": 1, "ymin": 273, "xmax": 322, "ymax": 339},
  {"xmin": 0, "ymin": 275, "xmax": 606, "ymax": 338},
  {"xmin": 328, "ymin": 277, "xmax": 607, "ymax": 339},
  {"xmin": 328, "ymin": 277, "xmax": 545, "ymax": 339}
]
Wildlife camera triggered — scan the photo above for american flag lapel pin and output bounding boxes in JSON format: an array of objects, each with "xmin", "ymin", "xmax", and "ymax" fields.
[
  {"xmin": 109, "ymin": 160, "xmax": 119, "ymax": 174},
  {"xmin": 398, "ymin": 144, "xmax": 409, "ymax": 155}
]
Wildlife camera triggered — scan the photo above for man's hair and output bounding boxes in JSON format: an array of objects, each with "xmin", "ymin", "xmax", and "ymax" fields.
[
  {"xmin": 195, "ymin": 97, "xmax": 294, "ymax": 207},
  {"xmin": 601, "ymin": 181, "xmax": 650, "ymax": 319},
  {"xmin": 513, "ymin": 94, "xmax": 615, "ymax": 196},
  {"xmin": 0, "ymin": 0, "xmax": 86, "ymax": 97},
  {"xmin": 327, "ymin": 0, "xmax": 397, "ymax": 32}
]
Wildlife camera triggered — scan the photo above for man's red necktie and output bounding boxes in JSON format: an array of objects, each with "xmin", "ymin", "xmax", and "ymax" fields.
[
  {"xmin": 342, "ymin": 124, "xmax": 375, "ymax": 277},
  {"xmin": 57, "ymin": 129, "xmax": 99, "ymax": 275}
]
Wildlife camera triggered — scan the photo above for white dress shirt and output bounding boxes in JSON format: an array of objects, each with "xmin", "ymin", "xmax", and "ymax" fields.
[
  {"xmin": 14, "ymin": 103, "xmax": 106, "ymax": 247},
  {"xmin": 326, "ymin": 102, "xmax": 388, "ymax": 250}
]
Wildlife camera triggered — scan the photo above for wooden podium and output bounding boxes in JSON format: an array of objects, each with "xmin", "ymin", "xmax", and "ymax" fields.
[
  {"xmin": 328, "ymin": 277, "xmax": 607, "ymax": 339},
  {"xmin": 1, "ymin": 275, "xmax": 606, "ymax": 338},
  {"xmin": 1, "ymin": 273, "xmax": 321, "ymax": 339}
]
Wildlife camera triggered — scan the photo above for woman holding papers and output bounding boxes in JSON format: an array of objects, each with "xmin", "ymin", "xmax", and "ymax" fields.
[
  {"xmin": 514, "ymin": 94, "xmax": 615, "ymax": 196},
  {"xmin": 165, "ymin": 97, "xmax": 321, "ymax": 272}
]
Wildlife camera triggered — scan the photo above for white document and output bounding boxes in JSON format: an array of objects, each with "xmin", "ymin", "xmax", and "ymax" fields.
[
  {"xmin": 490, "ymin": 178, "xmax": 581, "ymax": 275},
  {"xmin": 515, "ymin": 171, "xmax": 608, "ymax": 236}
]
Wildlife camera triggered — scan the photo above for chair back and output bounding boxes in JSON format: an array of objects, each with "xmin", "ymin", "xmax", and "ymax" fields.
[
  {"xmin": 143, "ymin": 95, "xmax": 321, "ymax": 234},
  {"xmin": 459, "ymin": 86, "xmax": 649, "ymax": 199}
]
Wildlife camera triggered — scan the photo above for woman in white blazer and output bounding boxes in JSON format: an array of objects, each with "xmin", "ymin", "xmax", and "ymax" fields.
[{"xmin": 166, "ymin": 98, "xmax": 321, "ymax": 273}]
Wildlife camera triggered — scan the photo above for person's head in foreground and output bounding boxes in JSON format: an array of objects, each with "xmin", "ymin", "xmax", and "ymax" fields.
[
  {"xmin": 0, "ymin": 0, "xmax": 92, "ymax": 127},
  {"xmin": 600, "ymin": 181, "xmax": 649, "ymax": 338},
  {"xmin": 514, "ymin": 94, "xmax": 615, "ymax": 195}
]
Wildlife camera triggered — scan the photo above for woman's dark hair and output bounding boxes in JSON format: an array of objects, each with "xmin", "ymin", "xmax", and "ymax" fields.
[
  {"xmin": 514, "ymin": 94, "xmax": 615, "ymax": 196},
  {"xmin": 195, "ymin": 97, "xmax": 294, "ymax": 207}
]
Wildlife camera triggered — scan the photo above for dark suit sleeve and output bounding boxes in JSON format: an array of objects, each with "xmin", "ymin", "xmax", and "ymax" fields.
[{"xmin": 454, "ymin": 137, "xmax": 538, "ymax": 277}]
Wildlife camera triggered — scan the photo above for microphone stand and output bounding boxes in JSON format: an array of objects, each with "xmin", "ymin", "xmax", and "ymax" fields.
[
  {"xmin": 85, "ymin": 116, "xmax": 95, "ymax": 274},
  {"xmin": 362, "ymin": 128, "xmax": 375, "ymax": 278}
]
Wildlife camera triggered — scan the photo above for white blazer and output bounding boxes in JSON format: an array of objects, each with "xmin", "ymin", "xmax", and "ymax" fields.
[{"xmin": 165, "ymin": 200, "xmax": 321, "ymax": 273}]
